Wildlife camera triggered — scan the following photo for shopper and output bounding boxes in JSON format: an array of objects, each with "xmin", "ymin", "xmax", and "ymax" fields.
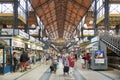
[
  {"xmin": 62, "ymin": 56, "xmax": 69, "ymax": 75},
  {"xmin": 51, "ymin": 54, "xmax": 58, "ymax": 73},
  {"xmin": 13, "ymin": 52, "xmax": 18, "ymax": 72},
  {"xmin": 32, "ymin": 52, "xmax": 36, "ymax": 64},
  {"xmin": 45, "ymin": 52, "xmax": 50, "ymax": 65},
  {"xmin": 68, "ymin": 52, "xmax": 75, "ymax": 77},
  {"xmin": 80, "ymin": 54, "xmax": 85, "ymax": 69},
  {"xmin": 20, "ymin": 51, "xmax": 29, "ymax": 72},
  {"xmin": 85, "ymin": 53, "xmax": 90, "ymax": 69}
]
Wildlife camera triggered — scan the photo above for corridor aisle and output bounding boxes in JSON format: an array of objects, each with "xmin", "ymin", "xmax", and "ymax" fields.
[
  {"xmin": 49, "ymin": 59, "xmax": 85, "ymax": 80},
  {"xmin": 0, "ymin": 59, "xmax": 119, "ymax": 80}
]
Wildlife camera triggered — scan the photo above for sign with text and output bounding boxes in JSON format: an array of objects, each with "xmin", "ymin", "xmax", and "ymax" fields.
[
  {"xmin": 1, "ymin": 29, "xmax": 13, "ymax": 35},
  {"xmin": 19, "ymin": 30, "xmax": 29, "ymax": 39},
  {"xmin": 95, "ymin": 59, "xmax": 104, "ymax": 64},
  {"xmin": 92, "ymin": 46, "xmax": 98, "ymax": 51},
  {"xmin": 13, "ymin": 40, "xmax": 25, "ymax": 48}
]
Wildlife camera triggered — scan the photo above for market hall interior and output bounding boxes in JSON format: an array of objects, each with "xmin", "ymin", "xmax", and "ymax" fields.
[{"xmin": 0, "ymin": 0, "xmax": 120, "ymax": 80}]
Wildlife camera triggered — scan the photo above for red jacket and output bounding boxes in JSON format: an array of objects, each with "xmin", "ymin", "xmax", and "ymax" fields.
[
  {"xmin": 85, "ymin": 55, "xmax": 90, "ymax": 61},
  {"xmin": 68, "ymin": 56, "xmax": 75, "ymax": 67}
]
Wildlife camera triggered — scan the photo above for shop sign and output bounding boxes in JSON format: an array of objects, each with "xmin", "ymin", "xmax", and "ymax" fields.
[
  {"xmin": 88, "ymin": 30, "xmax": 94, "ymax": 36},
  {"xmin": 1, "ymin": 29, "xmax": 13, "ymax": 35},
  {"xmin": 19, "ymin": 30, "xmax": 29, "ymax": 39},
  {"xmin": 83, "ymin": 30, "xmax": 94, "ymax": 36},
  {"xmin": 13, "ymin": 41, "xmax": 25, "ymax": 48},
  {"xmin": 95, "ymin": 59, "xmax": 104, "ymax": 64},
  {"xmin": 92, "ymin": 46, "xmax": 98, "ymax": 51},
  {"xmin": 91, "ymin": 36, "xmax": 99, "ymax": 43}
]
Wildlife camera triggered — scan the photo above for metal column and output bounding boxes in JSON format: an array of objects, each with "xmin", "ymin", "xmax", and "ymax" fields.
[
  {"xmin": 25, "ymin": 0, "xmax": 29, "ymax": 51},
  {"xmin": 104, "ymin": 0, "xmax": 109, "ymax": 31},
  {"xmin": 13, "ymin": 0, "xmax": 18, "ymax": 30},
  {"xmin": 94, "ymin": 0, "xmax": 98, "ymax": 36},
  {"xmin": 115, "ymin": 25, "xmax": 120, "ymax": 35},
  {"xmin": 25, "ymin": 0, "xmax": 29, "ymax": 34}
]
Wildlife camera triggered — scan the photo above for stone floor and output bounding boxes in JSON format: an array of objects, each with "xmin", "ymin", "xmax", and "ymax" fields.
[{"xmin": 0, "ymin": 59, "xmax": 119, "ymax": 80}]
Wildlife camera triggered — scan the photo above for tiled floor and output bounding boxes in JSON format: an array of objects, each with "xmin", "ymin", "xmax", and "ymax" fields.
[
  {"xmin": 76, "ymin": 60, "xmax": 120, "ymax": 80},
  {"xmin": 0, "ymin": 59, "xmax": 120, "ymax": 80},
  {"xmin": 0, "ymin": 62, "xmax": 49, "ymax": 80},
  {"xmin": 49, "ymin": 60, "xmax": 85, "ymax": 80}
]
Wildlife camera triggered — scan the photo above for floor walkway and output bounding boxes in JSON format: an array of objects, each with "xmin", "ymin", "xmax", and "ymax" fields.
[
  {"xmin": 0, "ymin": 59, "xmax": 120, "ymax": 80},
  {"xmin": 48, "ymin": 59, "xmax": 85, "ymax": 80},
  {"xmin": 76, "ymin": 60, "xmax": 120, "ymax": 80},
  {"xmin": 0, "ymin": 62, "xmax": 49, "ymax": 80},
  {"xmin": 40, "ymin": 59, "xmax": 120, "ymax": 80}
]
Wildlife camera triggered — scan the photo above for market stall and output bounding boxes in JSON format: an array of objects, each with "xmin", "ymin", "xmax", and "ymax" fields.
[{"xmin": 0, "ymin": 29, "xmax": 29, "ymax": 74}]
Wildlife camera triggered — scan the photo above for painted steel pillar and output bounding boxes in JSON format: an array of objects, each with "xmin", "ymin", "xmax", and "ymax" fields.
[
  {"xmin": 115, "ymin": 25, "xmax": 120, "ymax": 35},
  {"xmin": 25, "ymin": 0, "xmax": 29, "ymax": 34},
  {"xmin": 13, "ymin": 0, "xmax": 18, "ymax": 29},
  {"xmin": 10, "ymin": 39, "xmax": 13, "ymax": 72},
  {"xmin": 104, "ymin": 0, "xmax": 109, "ymax": 31},
  {"xmin": 94, "ymin": 0, "xmax": 98, "ymax": 36},
  {"xmin": 25, "ymin": 0, "xmax": 29, "ymax": 51}
]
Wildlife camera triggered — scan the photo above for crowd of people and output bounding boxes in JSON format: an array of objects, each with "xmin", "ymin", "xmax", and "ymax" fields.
[
  {"xmin": 49, "ymin": 51, "xmax": 90, "ymax": 76},
  {"xmin": 12, "ymin": 49, "xmax": 91, "ymax": 77},
  {"xmin": 12, "ymin": 51, "xmax": 38, "ymax": 72},
  {"xmin": 49, "ymin": 52, "xmax": 90, "ymax": 77},
  {"xmin": 80, "ymin": 53, "xmax": 90, "ymax": 69},
  {"xmin": 49, "ymin": 51, "xmax": 76, "ymax": 77}
]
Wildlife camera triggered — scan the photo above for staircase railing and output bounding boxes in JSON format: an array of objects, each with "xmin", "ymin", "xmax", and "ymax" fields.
[{"xmin": 99, "ymin": 31, "xmax": 120, "ymax": 56}]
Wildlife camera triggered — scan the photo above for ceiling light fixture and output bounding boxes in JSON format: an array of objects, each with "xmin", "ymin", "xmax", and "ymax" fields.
[
  {"xmin": 84, "ymin": 24, "xmax": 88, "ymax": 28},
  {"xmin": 89, "ymin": 20, "xmax": 93, "ymax": 24}
]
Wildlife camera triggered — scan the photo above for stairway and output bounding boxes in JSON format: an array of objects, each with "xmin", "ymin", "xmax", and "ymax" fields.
[{"xmin": 99, "ymin": 32, "xmax": 120, "ymax": 56}]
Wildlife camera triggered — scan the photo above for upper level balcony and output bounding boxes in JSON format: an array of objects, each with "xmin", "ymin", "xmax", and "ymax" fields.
[
  {"xmin": 96, "ymin": 1, "xmax": 120, "ymax": 26},
  {"xmin": 0, "ymin": 3, "xmax": 26, "ymax": 25}
]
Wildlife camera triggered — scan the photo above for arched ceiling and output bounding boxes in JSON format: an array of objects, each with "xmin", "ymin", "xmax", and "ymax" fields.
[{"xmin": 29, "ymin": 0, "xmax": 93, "ymax": 40}]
